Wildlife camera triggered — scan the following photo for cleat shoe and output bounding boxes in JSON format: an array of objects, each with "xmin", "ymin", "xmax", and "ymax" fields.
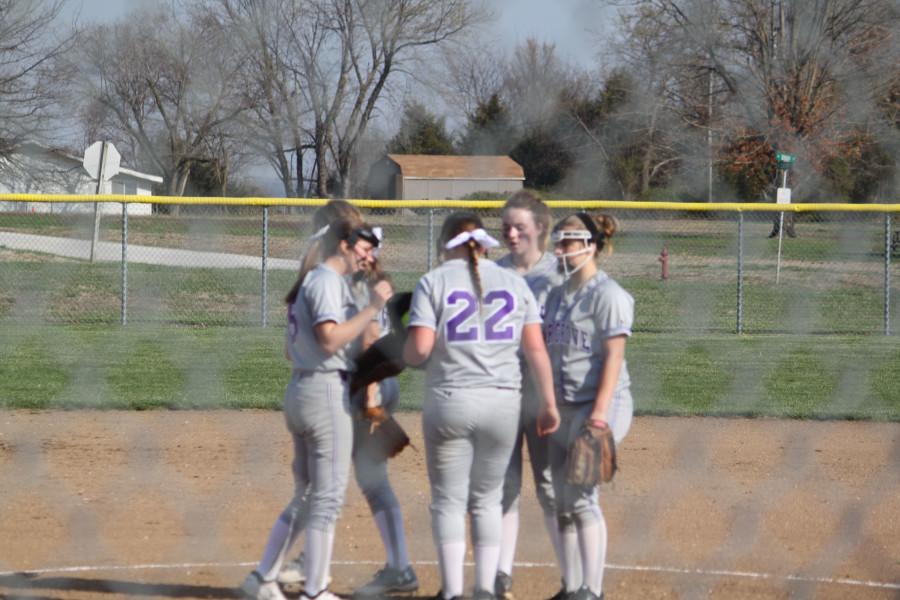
[
  {"xmin": 354, "ymin": 564, "xmax": 419, "ymax": 596},
  {"xmin": 301, "ymin": 591, "xmax": 342, "ymax": 600},
  {"xmin": 546, "ymin": 579, "xmax": 575, "ymax": 600},
  {"xmin": 277, "ymin": 554, "xmax": 304, "ymax": 585},
  {"xmin": 429, "ymin": 592, "xmax": 463, "ymax": 600},
  {"xmin": 240, "ymin": 571, "xmax": 287, "ymax": 600},
  {"xmin": 278, "ymin": 553, "xmax": 332, "ymax": 588},
  {"xmin": 494, "ymin": 571, "xmax": 513, "ymax": 600},
  {"xmin": 570, "ymin": 587, "xmax": 602, "ymax": 600}
]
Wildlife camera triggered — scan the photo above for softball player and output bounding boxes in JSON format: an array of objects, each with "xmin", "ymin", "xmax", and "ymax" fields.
[
  {"xmin": 278, "ymin": 199, "xmax": 365, "ymax": 589},
  {"xmin": 240, "ymin": 218, "xmax": 390, "ymax": 600},
  {"xmin": 543, "ymin": 212, "xmax": 634, "ymax": 600},
  {"xmin": 348, "ymin": 270, "xmax": 419, "ymax": 596},
  {"xmin": 403, "ymin": 212, "xmax": 561, "ymax": 600},
  {"xmin": 495, "ymin": 191, "xmax": 568, "ymax": 600},
  {"xmin": 277, "ymin": 202, "xmax": 417, "ymax": 596}
]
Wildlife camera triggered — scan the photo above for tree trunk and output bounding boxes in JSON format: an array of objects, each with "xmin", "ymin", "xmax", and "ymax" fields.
[{"xmin": 166, "ymin": 174, "xmax": 181, "ymax": 215}]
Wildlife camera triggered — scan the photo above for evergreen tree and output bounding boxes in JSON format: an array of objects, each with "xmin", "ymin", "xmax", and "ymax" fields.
[
  {"xmin": 459, "ymin": 93, "xmax": 516, "ymax": 155},
  {"xmin": 387, "ymin": 102, "xmax": 455, "ymax": 155}
]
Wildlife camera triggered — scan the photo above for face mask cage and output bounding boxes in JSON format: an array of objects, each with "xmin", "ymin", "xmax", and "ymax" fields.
[
  {"xmin": 552, "ymin": 229, "xmax": 594, "ymax": 278},
  {"xmin": 550, "ymin": 229, "xmax": 593, "ymax": 244}
]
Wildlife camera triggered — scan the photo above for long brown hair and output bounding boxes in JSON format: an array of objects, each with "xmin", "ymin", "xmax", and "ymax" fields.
[
  {"xmin": 503, "ymin": 189, "xmax": 551, "ymax": 250},
  {"xmin": 439, "ymin": 211, "xmax": 485, "ymax": 302},
  {"xmin": 286, "ymin": 201, "xmax": 364, "ymax": 305}
]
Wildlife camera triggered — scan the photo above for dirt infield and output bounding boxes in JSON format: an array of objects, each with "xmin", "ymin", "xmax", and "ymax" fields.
[{"xmin": 1, "ymin": 411, "xmax": 898, "ymax": 599}]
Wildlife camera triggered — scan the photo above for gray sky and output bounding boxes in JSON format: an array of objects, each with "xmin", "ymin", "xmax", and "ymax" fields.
[
  {"xmin": 491, "ymin": 0, "xmax": 612, "ymax": 68},
  {"xmin": 68, "ymin": 0, "xmax": 609, "ymax": 68},
  {"xmin": 64, "ymin": 0, "xmax": 615, "ymax": 193}
]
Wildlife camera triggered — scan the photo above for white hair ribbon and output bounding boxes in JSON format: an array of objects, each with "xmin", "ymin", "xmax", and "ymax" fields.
[
  {"xmin": 372, "ymin": 226, "xmax": 383, "ymax": 256},
  {"xmin": 444, "ymin": 228, "xmax": 500, "ymax": 250},
  {"xmin": 310, "ymin": 224, "xmax": 330, "ymax": 241}
]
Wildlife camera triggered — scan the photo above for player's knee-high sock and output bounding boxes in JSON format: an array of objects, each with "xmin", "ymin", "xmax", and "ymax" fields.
[
  {"xmin": 373, "ymin": 509, "xmax": 396, "ymax": 567},
  {"xmin": 436, "ymin": 541, "xmax": 466, "ymax": 599},
  {"xmin": 257, "ymin": 508, "xmax": 300, "ymax": 581},
  {"xmin": 303, "ymin": 525, "xmax": 335, "ymax": 595},
  {"xmin": 497, "ymin": 506, "xmax": 519, "ymax": 575},
  {"xmin": 577, "ymin": 507, "xmax": 607, "ymax": 595},
  {"xmin": 374, "ymin": 507, "xmax": 410, "ymax": 569},
  {"xmin": 475, "ymin": 544, "xmax": 501, "ymax": 593},
  {"xmin": 559, "ymin": 517, "xmax": 582, "ymax": 591},
  {"xmin": 544, "ymin": 513, "xmax": 566, "ymax": 574}
]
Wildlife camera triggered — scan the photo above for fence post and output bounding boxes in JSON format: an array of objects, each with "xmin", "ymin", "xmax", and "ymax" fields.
[
  {"xmin": 736, "ymin": 211, "xmax": 744, "ymax": 334},
  {"xmin": 121, "ymin": 203, "xmax": 128, "ymax": 326},
  {"xmin": 885, "ymin": 213, "xmax": 891, "ymax": 336},
  {"xmin": 261, "ymin": 206, "xmax": 269, "ymax": 328},
  {"xmin": 427, "ymin": 208, "xmax": 435, "ymax": 271}
]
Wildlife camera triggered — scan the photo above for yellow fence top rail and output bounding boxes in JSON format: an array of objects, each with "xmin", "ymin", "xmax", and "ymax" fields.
[{"xmin": 3, "ymin": 193, "xmax": 900, "ymax": 213}]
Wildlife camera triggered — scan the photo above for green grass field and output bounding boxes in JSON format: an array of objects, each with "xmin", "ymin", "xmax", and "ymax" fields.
[
  {"xmin": 1, "ymin": 325, "xmax": 898, "ymax": 420},
  {"xmin": 2, "ymin": 258, "xmax": 896, "ymax": 334},
  {"xmin": 2, "ymin": 210, "xmax": 898, "ymax": 419}
]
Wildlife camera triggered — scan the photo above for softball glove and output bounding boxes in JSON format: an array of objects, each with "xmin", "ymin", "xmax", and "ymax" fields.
[
  {"xmin": 566, "ymin": 420, "xmax": 617, "ymax": 486},
  {"xmin": 354, "ymin": 407, "xmax": 411, "ymax": 461}
]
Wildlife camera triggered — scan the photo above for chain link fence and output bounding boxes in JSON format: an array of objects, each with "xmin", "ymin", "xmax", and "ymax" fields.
[
  {"xmin": 1, "ymin": 196, "xmax": 899, "ymax": 599},
  {"xmin": 1, "ymin": 198, "xmax": 897, "ymax": 334}
]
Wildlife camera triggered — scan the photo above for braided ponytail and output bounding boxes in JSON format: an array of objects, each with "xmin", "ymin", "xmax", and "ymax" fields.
[
  {"xmin": 466, "ymin": 239, "xmax": 484, "ymax": 304},
  {"xmin": 439, "ymin": 211, "xmax": 489, "ymax": 304}
]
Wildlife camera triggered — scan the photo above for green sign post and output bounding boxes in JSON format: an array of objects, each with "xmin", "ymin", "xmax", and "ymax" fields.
[
  {"xmin": 773, "ymin": 151, "xmax": 796, "ymax": 285},
  {"xmin": 776, "ymin": 152, "xmax": 795, "ymax": 170}
]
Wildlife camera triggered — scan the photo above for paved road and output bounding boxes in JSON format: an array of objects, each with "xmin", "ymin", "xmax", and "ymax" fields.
[{"xmin": 0, "ymin": 231, "xmax": 300, "ymax": 271}]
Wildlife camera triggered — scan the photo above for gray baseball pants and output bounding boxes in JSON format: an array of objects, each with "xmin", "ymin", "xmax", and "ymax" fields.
[
  {"xmin": 501, "ymin": 377, "xmax": 556, "ymax": 516},
  {"xmin": 423, "ymin": 386, "xmax": 521, "ymax": 546},
  {"xmin": 549, "ymin": 389, "xmax": 633, "ymax": 521},
  {"xmin": 353, "ymin": 377, "xmax": 401, "ymax": 513},
  {"xmin": 283, "ymin": 371, "xmax": 353, "ymax": 531}
]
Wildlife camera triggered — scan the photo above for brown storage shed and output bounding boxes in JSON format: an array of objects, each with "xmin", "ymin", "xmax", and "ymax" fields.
[{"xmin": 367, "ymin": 154, "xmax": 524, "ymax": 200}]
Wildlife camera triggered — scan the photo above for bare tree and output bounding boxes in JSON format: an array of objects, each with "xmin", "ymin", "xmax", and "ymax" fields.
[
  {"xmin": 72, "ymin": 5, "xmax": 252, "ymax": 197},
  {"xmin": 294, "ymin": 0, "xmax": 481, "ymax": 196},
  {"xmin": 438, "ymin": 41, "xmax": 507, "ymax": 121},
  {"xmin": 211, "ymin": 0, "xmax": 312, "ymax": 197},
  {"xmin": 608, "ymin": 0, "xmax": 899, "ymax": 200},
  {"xmin": 0, "ymin": 0, "xmax": 74, "ymax": 155}
]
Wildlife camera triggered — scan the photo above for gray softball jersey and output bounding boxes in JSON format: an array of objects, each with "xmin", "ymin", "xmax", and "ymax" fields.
[
  {"xmin": 496, "ymin": 251, "xmax": 564, "ymax": 316},
  {"xmin": 408, "ymin": 258, "xmax": 541, "ymax": 389},
  {"xmin": 544, "ymin": 271, "xmax": 634, "ymax": 405},
  {"xmin": 286, "ymin": 263, "xmax": 359, "ymax": 372}
]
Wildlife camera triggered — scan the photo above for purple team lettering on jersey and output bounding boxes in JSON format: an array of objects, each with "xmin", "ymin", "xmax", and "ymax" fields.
[
  {"xmin": 545, "ymin": 320, "xmax": 592, "ymax": 352},
  {"xmin": 444, "ymin": 289, "xmax": 517, "ymax": 343}
]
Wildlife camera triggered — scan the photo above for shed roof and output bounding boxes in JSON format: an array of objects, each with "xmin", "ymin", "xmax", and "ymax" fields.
[{"xmin": 387, "ymin": 154, "xmax": 524, "ymax": 180}]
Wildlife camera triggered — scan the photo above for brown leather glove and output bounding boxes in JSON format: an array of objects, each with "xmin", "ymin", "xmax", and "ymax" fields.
[{"xmin": 565, "ymin": 420, "xmax": 617, "ymax": 486}]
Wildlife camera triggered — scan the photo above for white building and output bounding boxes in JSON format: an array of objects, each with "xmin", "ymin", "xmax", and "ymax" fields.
[{"xmin": 0, "ymin": 142, "xmax": 163, "ymax": 215}]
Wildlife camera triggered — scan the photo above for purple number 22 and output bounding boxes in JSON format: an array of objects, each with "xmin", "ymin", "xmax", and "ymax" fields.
[{"xmin": 446, "ymin": 289, "xmax": 516, "ymax": 342}]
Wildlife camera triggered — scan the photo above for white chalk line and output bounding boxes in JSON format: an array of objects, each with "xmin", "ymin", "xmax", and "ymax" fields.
[{"xmin": 1, "ymin": 560, "xmax": 897, "ymax": 591}]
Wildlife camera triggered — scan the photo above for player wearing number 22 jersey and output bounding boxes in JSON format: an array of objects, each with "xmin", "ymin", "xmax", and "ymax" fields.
[
  {"xmin": 404, "ymin": 212, "xmax": 559, "ymax": 600},
  {"xmin": 410, "ymin": 259, "xmax": 537, "ymax": 387}
]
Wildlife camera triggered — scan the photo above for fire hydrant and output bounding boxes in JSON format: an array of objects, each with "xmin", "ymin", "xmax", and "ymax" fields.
[{"xmin": 659, "ymin": 245, "xmax": 669, "ymax": 281}]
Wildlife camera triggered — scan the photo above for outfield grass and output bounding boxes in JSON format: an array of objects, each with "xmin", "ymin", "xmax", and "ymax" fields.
[
  {"xmin": 1, "ymin": 325, "xmax": 897, "ymax": 420},
  {"xmin": 2, "ymin": 257, "xmax": 895, "ymax": 334}
]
